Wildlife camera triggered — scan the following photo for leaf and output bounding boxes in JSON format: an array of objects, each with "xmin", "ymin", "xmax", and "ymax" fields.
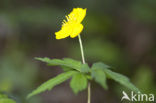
[
  {"xmin": 70, "ymin": 73, "xmax": 88, "ymax": 94},
  {"xmin": 61, "ymin": 66, "xmax": 72, "ymax": 72},
  {"xmin": 63, "ymin": 58, "xmax": 81, "ymax": 71},
  {"xmin": 91, "ymin": 69, "xmax": 108, "ymax": 89},
  {"xmin": 27, "ymin": 71, "xmax": 77, "ymax": 98},
  {"xmin": 91, "ymin": 63, "xmax": 108, "ymax": 89},
  {"xmin": 0, "ymin": 98, "xmax": 16, "ymax": 103},
  {"xmin": 86, "ymin": 74, "xmax": 92, "ymax": 80},
  {"xmin": 80, "ymin": 63, "xmax": 90, "ymax": 73},
  {"xmin": 91, "ymin": 62, "xmax": 139, "ymax": 92},
  {"xmin": 92, "ymin": 62, "xmax": 110, "ymax": 70},
  {"xmin": 104, "ymin": 68, "xmax": 139, "ymax": 92},
  {"xmin": 35, "ymin": 57, "xmax": 82, "ymax": 71}
]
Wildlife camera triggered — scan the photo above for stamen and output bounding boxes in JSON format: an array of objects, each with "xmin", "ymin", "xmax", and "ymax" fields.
[{"xmin": 66, "ymin": 16, "xmax": 70, "ymax": 21}]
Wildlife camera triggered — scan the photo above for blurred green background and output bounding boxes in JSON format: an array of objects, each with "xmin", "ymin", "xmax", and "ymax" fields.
[{"xmin": 0, "ymin": 0, "xmax": 156, "ymax": 103}]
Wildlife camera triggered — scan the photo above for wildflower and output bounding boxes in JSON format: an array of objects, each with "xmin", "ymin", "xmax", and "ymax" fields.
[{"xmin": 55, "ymin": 8, "xmax": 86, "ymax": 39}]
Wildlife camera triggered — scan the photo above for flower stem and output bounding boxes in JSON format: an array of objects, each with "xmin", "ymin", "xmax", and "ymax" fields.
[
  {"xmin": 78, "ymin": 35, "xmax": 85, "ymax": 64},
  {"xmin": 87, "ymin": 83, "xmax": 91, "ymax": 103},
  {"xmin": 78, "ymin": 34, "xmax": 91, "ymax": 103}
]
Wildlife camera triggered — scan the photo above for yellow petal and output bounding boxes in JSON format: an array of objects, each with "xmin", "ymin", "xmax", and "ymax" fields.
[
  {"xmin": 70, "ymin": 23, "xmax": 83, "ymax": 38},
  {"xmin": 68, "ymin": 8, "xmax": 86, "ymax": 23},
  {"xmin": 55, "ymin": 8, "xmax": 86, "ymax": 39},
  {"xmin": 55, "ymin": 31, "xmax": 69, "ymax": 39},
  {"xmin": 55, "ymin": 23, "xmax": 72, "ymax": 39}
]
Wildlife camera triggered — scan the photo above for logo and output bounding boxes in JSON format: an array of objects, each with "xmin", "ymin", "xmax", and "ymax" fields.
[{"xmin": 121, "ymin": 91, "xmax": 155, "ymax": 102}]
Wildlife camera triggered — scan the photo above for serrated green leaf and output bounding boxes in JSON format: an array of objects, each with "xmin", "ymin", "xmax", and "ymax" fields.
[
  {"xmin": 91, "ymin": 69, "xmax": 108, "ymax": 89},
  {"xmin": 80, "ymin": 64, "xmax": 90, "ymax": 73},
  {"xmin": 61, "ymin": 66, "xmax": 73, "ymax": 72},
  {"xmin": 104, "ymin": 68, "xmax": 139, "ymax": 92},
  {"xmin": 91, "ymin": 62, "xmax": 139, "ymax": 92},
  {"xmin": 91, "ymin": 62, "xmax": 108, "ymax": 89},
  {"xmin": 0, "ymin": 99, "xmax": 16, "ymax": 103},
  {"xmin": 27, "ymin": 71, "xmax": 77, "ymax": 98},
  {"xmin": 92, "ymin": 62, "xmax": 110, "ymax": 70},
  {"xmin": 35, "ymin": 57, "xmax": 82, "ymax": 71},
  {"xmin": 70, "ymin": 73, "xmax": 88, "ymax": 94}
]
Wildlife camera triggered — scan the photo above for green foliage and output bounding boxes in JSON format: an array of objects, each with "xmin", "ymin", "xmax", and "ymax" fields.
[
  {"xmin": 0, "ymin": 94, "xmax": 16, "ymax": 103},
  {"xmin": 35, "ymin": 57, "xmax": 82, "ymax": 71},
  {"xmin": 28, "ymin": 57, "xmax": 139, "ymax": 98},
  {"xmin": 91, "ymin": 69, "xmax": 108, "ymax": 89},
  {"xmin": 91, "ymin": 62, "xmax": 139, "ymax": 92},
  {"xmin": 28, "ymin": 71, "xmax": 77, "ymax": 98},
  {"xmin": 91, "ymin": 62, "xmax": 108, "ymax": 89},
  {"xmin": 80, "ymin": 64, "xmax": 90, "ymax": 73},
  {"xmin": 104, "ymin": 68, "xmax": 139, "ymax": 92},
  {"xmin": 70, "ymin": 73, "xmax": 88, "ymax": 94},
  {"xmin": 91, "ymin": 62, "xmax": 110, "ymax": 70},
  {"xmin": 61, "ymin": 66, "xmax": 73, "ymax": 72}
]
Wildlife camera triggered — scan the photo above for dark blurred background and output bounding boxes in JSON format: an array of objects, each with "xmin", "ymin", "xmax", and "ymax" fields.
[{"xmin": 0, "ymin": 0, "xmax": 156, "ymax": 103}]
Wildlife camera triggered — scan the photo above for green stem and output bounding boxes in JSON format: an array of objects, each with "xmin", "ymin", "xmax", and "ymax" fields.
[
  {"xmin": 78, "ymin": 34, "xmax": 91, "ymax": 103},
  {"xmin": 78, "ymin": 35, "xmax": 85, "ymax": 64},
  {"xmin": 87, "ymin": 83, "xmax": 91, "ymax": 103}
]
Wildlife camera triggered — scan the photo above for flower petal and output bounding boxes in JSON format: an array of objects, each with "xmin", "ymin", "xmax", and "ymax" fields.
[
  {"xmin": 70, "ymin": 23, "xmax": 83, "ymax": 38},
  {"xmin": 55, "ymin": 8, "xmax": 86, "ymax": 39},
  {"xmin": 68, "ymin": 8, "xmax": 86, "ymax": 23},
  {"xmin": 55, "ymin": 24, "xmax": 72, "ymax": 39},
  {"xmin": 55, "ymin": 31, "xmax": 69, "ymax": 39}
]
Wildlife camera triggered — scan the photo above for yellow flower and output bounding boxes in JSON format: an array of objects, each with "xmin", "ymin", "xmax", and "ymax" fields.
[{"xmin": 55, "ymin": 8, "xmax": 86, "ymax": 39}]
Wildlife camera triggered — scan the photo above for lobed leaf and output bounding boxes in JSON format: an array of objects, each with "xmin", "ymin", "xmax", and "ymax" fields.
[
  {"xmin": 80, "ymin": 64, "xmax": 90, "ymax": 73},
  {"xmin": 61, "ymin": 66, "xmax": 73, "ymax": 72},
  {"xmin": 90, "ymin": 62, "xmax": 108, "ymax": 89},
  {"xmin": 103, "ymin": 68, "xmax": 139, "ymax": 92},
  {"xmin": 70, "ymin": 73, "xmax": 88, "ymax": 94},
  {"xmin": 92, "ymin": 62, "xmax": 110, "ymax": 70},
  {"xmin": 27, "ymin": 71, "xmax": 77, "ymax": 98},
  {"xmin": 91, "ymin": 62, "xmax": 139, "ymax": 92},
  {"xmin": 35, "ymin": 57, "xmax": 82, "ymax": 71},
  {"xmin": 91, "ymin": 69, "xmax": 108, "ymax": 89}
]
